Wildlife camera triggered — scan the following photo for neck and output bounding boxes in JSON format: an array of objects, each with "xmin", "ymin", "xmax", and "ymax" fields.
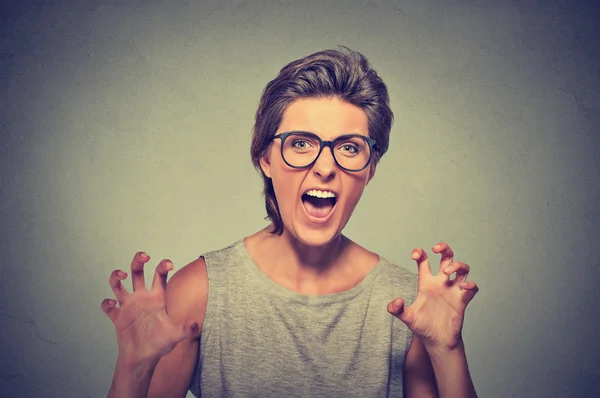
[
  {"xmin": 245, "ymin": 225, "xmax": 377, "ymax": 295},
  {"xmin": 266, "ymin": 227, "xmax": 350, "ymax": 280}
]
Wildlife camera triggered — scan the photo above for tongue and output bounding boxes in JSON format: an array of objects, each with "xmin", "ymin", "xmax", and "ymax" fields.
[{"xmin": 303, "ymin": 196, "xmax": 335, "ymax": 218}]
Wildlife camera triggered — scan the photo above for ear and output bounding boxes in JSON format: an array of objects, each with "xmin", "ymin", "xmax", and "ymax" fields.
[
  {"xmin": 259, "ymin": 150, "xmax": 272, "ymax": 179},
  {"xmin": 366, "ymin": 163, "xmax": 376, "ymax": 185}
]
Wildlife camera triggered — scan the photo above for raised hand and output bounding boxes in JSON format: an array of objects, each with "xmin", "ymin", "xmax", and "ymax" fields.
[
  {"xmin": 387, "ymin": 242, "xmax": 479, "ymax": 351},
  {"xmin": 101, "ymin": 252, "xmax": 199, "ymax": 364}
]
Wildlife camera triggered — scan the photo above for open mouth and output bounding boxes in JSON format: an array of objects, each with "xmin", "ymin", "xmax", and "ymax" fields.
[{"xmin": 301, "ymin": 189, "xmax": 337, "ymax": 219}]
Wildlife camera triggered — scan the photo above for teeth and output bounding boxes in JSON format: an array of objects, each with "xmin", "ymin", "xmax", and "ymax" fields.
[{"xmin": 305, "ymin": 189, "xmax": 336, "ymax": 198}]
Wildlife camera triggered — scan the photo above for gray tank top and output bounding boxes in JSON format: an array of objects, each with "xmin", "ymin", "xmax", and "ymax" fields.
[{"xmin": 189, "ymin": 240, "xmax": 418, "ymax": 397}]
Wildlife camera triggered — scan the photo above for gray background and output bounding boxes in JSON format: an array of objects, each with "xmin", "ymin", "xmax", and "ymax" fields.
[{"xmin": 1, "ymin": 0, "xmax": 599, "ymax": 397}]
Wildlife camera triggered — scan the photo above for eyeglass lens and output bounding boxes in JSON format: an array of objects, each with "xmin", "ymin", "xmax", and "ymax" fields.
[{"xmin": 281, "ymin": 132, "xmax": 371, "ymax": 171}]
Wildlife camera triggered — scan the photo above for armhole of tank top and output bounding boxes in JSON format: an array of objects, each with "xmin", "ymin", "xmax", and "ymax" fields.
[
  {"xmin": 190, "ymin": 255, "xmax": 211, "ymax": 397},
  {"xmin": 402, "ymin": 271, "xmax": 418, "ymax": 351},
  {"xmin": 389, "ymin": 265, "xmax": 418, "ymax": 393},
  {"xmin": 199, "ymin": 254, "xmax": 215, "ymax": 354},
  {"xmin": 402, "ymin": 271, "xmax": 418, "ymax": 369}
]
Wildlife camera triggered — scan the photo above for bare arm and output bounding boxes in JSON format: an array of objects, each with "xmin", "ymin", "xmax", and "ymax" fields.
[
  {"xmin": 403, "ymin": 334, "xmax": 438, "ymax": 398},
  {"xmin": 425, "ymin": 341, "xmax": 477, "ymax": 398},
  {"xmin": 404, "ymin": 333, "xmax": 477, "ymax": 398},
  {"xmin": 389, "ymin": 242, "xmax": 479, "ymax": 398},
  {"xmin": 148, "ymin": 258, "xmax": 208, "ymax": 397},
  {"xmin": 103, "ymin": 254, "xmax": 208, "ymax": 398}
]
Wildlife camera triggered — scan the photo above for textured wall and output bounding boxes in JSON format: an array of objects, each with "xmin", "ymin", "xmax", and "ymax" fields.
[{"xmin": 1, "ymin": 1, "xmax": 599, "ymax": 397}]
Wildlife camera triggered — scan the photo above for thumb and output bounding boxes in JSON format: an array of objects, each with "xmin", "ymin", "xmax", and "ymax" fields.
[{"xmin": 387, "ymin": 297, "xmax": 413, "ymax": 326}]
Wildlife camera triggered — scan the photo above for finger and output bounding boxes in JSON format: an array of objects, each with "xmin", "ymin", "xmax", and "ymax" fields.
[
  {"xmin": 432, "ymin": 242, "xmax": 454, "ymax": 275},
  {"xmin": 109, "ymin": 270, "xmax": 129, "ymax": 304},
  {"xmin": 151, "ymin": 259, "xmax": 173, "ymax": 291},
  {"xmin": 387, "ymin": 297, "xmax": 415, "ymax": 327},
  {"xmin": 459, "ymin": 281, "xmax": 479, "ymax": 304},
  {"xmin": 100, "ymin": 298, "xmax": 119, "ymax": 322},
  {"xmin": 131, "ymin": 251, "xmax": 150, "ymax": 291},
  {"xmin": 411, "ymin": 248, "xmax": 431, "ymax": 279},
  {"xmin": 443, "ymin": 261, "xmax": 471, "ymax": 283}
]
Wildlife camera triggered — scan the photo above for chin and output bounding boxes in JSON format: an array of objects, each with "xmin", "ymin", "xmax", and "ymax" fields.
[{"xmin": 286, "ymin": 220, "xmax": 345, "ymax": 249}]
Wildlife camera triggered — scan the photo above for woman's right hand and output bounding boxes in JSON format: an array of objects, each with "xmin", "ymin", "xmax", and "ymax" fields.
[{"xmin": 101, "ymin": 252, "xmax": 199, "ymax": 365}]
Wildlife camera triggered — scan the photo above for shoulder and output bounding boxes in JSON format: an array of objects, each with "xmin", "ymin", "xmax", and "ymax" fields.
[
  {"xmin": 200, "ymin": 240, "xmax": 244, "ymax": 267},
  {"xmin": 347, "ymin": 238, "xmax": 417, "ymax": 287},
  {"xmin": 166, "ymin": 256, "xmax": 208, "ymax": 331},
  {"xmin": 165, "ymin": 240, "xmax": 243, "ymax": 326},
  {"xmin": 168, "ymin": 256, "xmax": 208, "ymax": 294},
  {"xmin": 368, "ymin": 256, "xmax": 419, "ymax": 306},
  {"xmin": 378, "ymin": 257, "xmax": 418, "ymax": 288}
]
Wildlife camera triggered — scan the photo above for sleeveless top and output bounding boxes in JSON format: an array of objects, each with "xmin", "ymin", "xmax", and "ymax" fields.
[{"xmin": 189, "ymin": 239, "xmax": 418, "ymax": 397}]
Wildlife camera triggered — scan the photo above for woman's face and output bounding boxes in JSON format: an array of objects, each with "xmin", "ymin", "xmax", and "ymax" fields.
[{"xmin": 260, "ymin": 97, "xmax": 375, "ymax": 247}]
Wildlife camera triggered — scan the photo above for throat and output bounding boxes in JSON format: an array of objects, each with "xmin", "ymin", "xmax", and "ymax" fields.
[{"xmin": 302, "ymin": 195, "xmax": 336, "ymax": 218}]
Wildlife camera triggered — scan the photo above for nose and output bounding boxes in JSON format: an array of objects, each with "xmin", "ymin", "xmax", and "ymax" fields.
[{"xmin": 312, "ymin": 145, "xmax": 336, "ymax": 180}]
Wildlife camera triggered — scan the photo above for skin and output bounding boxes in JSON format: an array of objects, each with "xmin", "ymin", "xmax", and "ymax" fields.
[
  {"xmin": 102, "ymin": 96, "xmax": 478, "ymax": 398},
  {"xmin": 251, "ymin": 97, "xmax": 379, "ymax": 293}
]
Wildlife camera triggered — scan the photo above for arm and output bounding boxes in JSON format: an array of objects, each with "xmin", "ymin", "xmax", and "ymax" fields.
[
  {"xmin": 404, "ymin": 333, "xmax": 477, "ymax": 398},
  {"xmin": 103, "ymin": 255, "xmax": 208, "ymax": 398},
  {"xmin": 425, "ymin": 341, "xmax": 477, "ymax": 398},
  {"xmin": 390, "ymin": 242, "xmax": 479, "ymax": 398},
  {"xmin": 147, "ymin": 257, "xmax": 208, "ymax": 397},
  {"xmin": 403, "ymin": 334, "xmax": 437, "ymax": 398}
]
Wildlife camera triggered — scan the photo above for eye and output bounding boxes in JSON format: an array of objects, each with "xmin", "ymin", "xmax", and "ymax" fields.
[
  {"xmin": 340, "ymin": 144, "xmax": 359, "ymax": 153},
  {"xmin": 291, "ymin": 139, "xmax": 313, "ymax": 149},
  {"xmin": 337, "ymin": 142, "xmax": 360, "ymax": 154}
]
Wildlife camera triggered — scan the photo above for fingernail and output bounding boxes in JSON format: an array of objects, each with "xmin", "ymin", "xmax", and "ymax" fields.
[
  {"xmin": 412, "ymin": 251, "xmax": 419, "ymax": 259},
  {"xmin": 117, "ymin": 270, "xmax": 125, "ymax": 277},
  {"xmin": 394, "ymin": 298, "xmax": 402, "ymax": 307},
  {"xmin": 444, "ymin": 267, "xmax": 452, "ymax": 274},
  {"xmin": 140, "ymin": 253, "xmax": 148, "ymax": 260},
  {"xmin": 434, "ymin": 244, "xmax": 441, "ymax": 250}
]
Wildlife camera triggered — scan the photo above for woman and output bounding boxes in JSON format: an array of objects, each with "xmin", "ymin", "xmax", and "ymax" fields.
[{"xmin": 102, "ymin": 47, "xmax": 479, "ymax": 397}]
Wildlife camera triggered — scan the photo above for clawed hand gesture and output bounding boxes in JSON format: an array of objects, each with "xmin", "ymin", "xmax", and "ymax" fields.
[
  {"xmin": 101, "ymin": 253, "xmax": 198, "ymax": 363},
  {"xmin": 388, "ymin": 242, "xmax": 479, "ymax": 351}
]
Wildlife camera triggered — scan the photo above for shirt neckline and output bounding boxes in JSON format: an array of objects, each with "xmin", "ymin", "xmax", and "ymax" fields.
[{"xmin": 234, "ymin": 238, "xmax": 386, "ymax": 305}]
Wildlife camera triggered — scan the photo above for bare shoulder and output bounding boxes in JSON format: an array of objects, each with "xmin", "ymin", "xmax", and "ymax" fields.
[
  {"xmin": 165, "ymin": 256, "xmax": 208, "ymax": 331},
  {"xmin": 168, "ymin": 256, "xmax": 208, "ymax": 289}
]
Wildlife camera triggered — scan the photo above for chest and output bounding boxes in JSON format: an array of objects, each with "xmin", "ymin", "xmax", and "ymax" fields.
[{"xmin": 199, "ymin": 293, "xmax": 400, "ymax": 397}]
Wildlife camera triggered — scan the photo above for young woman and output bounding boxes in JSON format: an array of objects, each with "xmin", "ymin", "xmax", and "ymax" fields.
[{"xmin": 102, "ymin": 48, "xmax": 479, "ymax": 397}]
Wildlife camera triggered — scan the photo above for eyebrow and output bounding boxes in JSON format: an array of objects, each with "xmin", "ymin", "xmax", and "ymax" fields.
[{"xmin": 282, "ymin": 130, "xmax": 370, "ymax": 139}]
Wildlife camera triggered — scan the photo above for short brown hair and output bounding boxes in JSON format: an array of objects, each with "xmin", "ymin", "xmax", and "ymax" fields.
[{"xmin": 250, "ymin": 47, "xmax": 394, "ymax": 235}]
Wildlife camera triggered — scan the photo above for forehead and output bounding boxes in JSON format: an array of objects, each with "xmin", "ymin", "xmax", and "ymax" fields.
[{"xmin": 277, "ymin": 97, "xmax": 369, "ymax": 138}]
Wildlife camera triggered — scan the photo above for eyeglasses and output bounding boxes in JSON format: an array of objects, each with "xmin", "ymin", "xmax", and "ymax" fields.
[{"xmin": 273, "ymin": 131, "xmax": 377, "ymax": 172}]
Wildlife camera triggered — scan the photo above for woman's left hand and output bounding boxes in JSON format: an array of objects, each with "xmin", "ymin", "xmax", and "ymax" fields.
[{"xmin": 387, "ymin": 242, "xmax": 479, "ymax": 352}]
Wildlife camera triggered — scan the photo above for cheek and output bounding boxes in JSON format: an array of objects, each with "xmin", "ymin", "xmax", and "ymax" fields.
[
  {"xmin": 345, "ymin": 173, "xmax": 370, "ymax": 201},
  {"xmin": 272, "ymin": 178, "xmax": 294, "ymax": 205},
  {"xmin": 270, "ymin": 163, "xmax": 301, "ymax": 208}
]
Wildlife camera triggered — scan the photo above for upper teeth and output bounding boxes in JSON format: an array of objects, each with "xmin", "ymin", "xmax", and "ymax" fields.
[{"xmin": 305, "ymin": 189, "xmax": 336, "ymax": 198}]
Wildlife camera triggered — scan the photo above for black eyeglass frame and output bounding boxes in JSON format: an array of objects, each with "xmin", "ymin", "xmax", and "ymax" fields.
[{"xmin": 273, "ymin": 131, "xmax": 377, "ymax": 172}]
